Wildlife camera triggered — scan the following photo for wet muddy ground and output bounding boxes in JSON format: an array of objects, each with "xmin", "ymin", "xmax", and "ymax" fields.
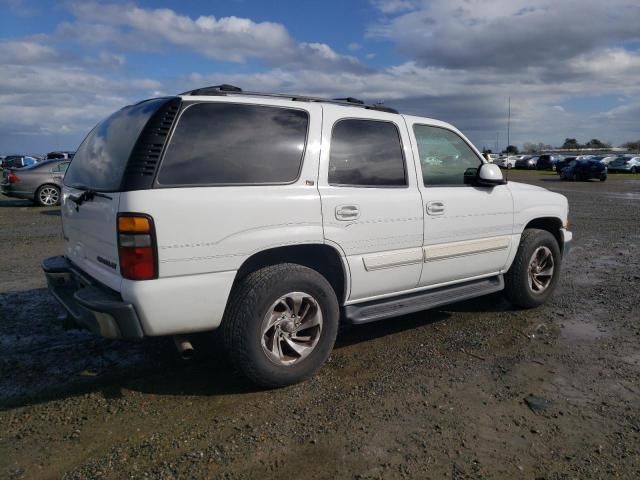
[{"xmin": 1, "ymin": 171, "xmax": 639, "ymax": 479}]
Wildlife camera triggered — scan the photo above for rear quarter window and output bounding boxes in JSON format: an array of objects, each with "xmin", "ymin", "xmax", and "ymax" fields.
[
  {"xmin": 157, "ymin": 103, "xmax": 309, "ymax": 186},
  {"xmin": 64, "ymin": 98, "xmax": 170, "ymax": 192}
]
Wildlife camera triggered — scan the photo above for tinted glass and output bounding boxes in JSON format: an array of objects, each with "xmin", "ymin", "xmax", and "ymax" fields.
[
  {"xmin": 158, "ymin": 103, "xmax": 308, "ymax": 185},
  {"xmin": 413, "ymin": 125, "xmax": 481, "ymax": 186},
  {"xmin": 329, "ymin": 119, "xmax": 405, "ymax": 186},
  {"xmin": 64, "ymin": 98, "xmax": 168, "ymax": 191}
]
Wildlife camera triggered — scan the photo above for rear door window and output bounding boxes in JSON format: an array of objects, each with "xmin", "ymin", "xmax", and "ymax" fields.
[
  {"xmin": 328, "ymin": 119, "xmax": 406, "ymax": 187},
  {"xmin": 64, "ymin": 98, "xmax": 169, "ymax": 192},
  {"xmin": 157, "ymin": 103, "xmax": 309, "ymax": 186}
]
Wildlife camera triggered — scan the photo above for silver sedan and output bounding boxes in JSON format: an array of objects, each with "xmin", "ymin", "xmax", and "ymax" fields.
[{"xmin": 1, "ymin": 159, "xmax": 70, "ymax": 206}]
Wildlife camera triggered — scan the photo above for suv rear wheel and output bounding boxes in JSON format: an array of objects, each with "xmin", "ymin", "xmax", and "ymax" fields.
[
  {"xmin": 504, "ymin": 229, "xmax": 561, "ymax": 308},
  {"xmin": 223, "ymin": 263, "xmax": 339, "ymax": 388}
]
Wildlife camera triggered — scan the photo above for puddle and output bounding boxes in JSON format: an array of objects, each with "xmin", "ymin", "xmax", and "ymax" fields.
[
  {"xmin": 605, "ymin": 192, "xmax": 640, "ymax": 201},
  {"xmin": 560, "ymin": 318, "xmax": 608, "ymax": 341}
]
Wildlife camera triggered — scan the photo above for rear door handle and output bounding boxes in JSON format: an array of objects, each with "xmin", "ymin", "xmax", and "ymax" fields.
[
  {"xmin": 426, "ymin": 201, "xmax": 445, "ymax": 215},
  {"xmin": 335, "ymin": 205, "xmax": 360, "ymax": 220}
]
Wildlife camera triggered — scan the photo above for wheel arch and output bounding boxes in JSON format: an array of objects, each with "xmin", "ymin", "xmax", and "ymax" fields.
[
  {"xmin": 234, "ymin": 244, "xmax": 348, "ymax": 304},
  {"xmin": 523, "ymin": 217, "xmax": 563, "ymax": 253}
]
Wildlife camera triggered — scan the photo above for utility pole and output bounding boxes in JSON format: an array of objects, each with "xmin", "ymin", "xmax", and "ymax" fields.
[
  {"xmin": 496, "ymin": 132, "xmax": 499, "ymax": 153},
  {"xmin": 507, "ymin": 96, "xmax": 511, "ymax": 150}
]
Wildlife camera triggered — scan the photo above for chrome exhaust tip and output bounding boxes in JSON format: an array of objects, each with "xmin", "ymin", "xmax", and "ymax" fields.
[{"xmin": 173, "ymin": 336, "xmax": 195, "ymax": 360}]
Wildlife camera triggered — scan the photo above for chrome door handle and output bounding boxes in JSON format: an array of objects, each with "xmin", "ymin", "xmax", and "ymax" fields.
[
  {"xmin": 335, "ymin": 205, "xmax": 360, "ymax": 220},
  {"xmin": 426, "ymin": 201, "xmax": 445, "ymax": 215}
]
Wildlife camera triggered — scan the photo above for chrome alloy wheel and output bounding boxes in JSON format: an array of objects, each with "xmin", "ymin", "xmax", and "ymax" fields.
[
  {"xmin": 39, "ymin": 186, "xmax": 59, "ymax": 206},
  {"xmin": 260, "ymin": 292, "xmax": 323, "ymax": 366},
  {"xmin": 528, "ymin": 246, "xmax": 555, "ymax": 293}
]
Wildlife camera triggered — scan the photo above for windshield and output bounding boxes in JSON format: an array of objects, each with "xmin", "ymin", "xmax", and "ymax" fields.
[{"xmin": 64, "ymin": 98, "xmax": 168, "ymax": 191}]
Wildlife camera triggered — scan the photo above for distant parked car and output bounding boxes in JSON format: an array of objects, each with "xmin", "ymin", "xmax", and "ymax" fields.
[
  {"xmin": 536, "ymin": 154, "xmax": 560, "ymax": 170},
  {"xmin": 515, "ymin": 155, "xmax": 538, "ymax": 169},
  {"xmin": 560, "ymin": 159, "xmax": 607, "ymax": 181},
  {"xmin": 554, "ymin": 156, "xmax": 576, "ymax": 173},
  {"xmin": 1, "ymin": 155, "xmax": 39, "ymax": 170},
  {"xmin": 44, "ymin": 151, "xmax": 75, "ymax": 161},
  {"xmin": 495, "ymin": 155, "xmax": 523, "ymax": 169},
  {"xmin": 599, "ymin": 156, "xmax": 617, "ymax": 165},
  {"xmin": 607, "ymin": 156, "xmax": 640, "ymax": 173},
  {"xmin": 1, "ymin": 159, "xmax": 70, "ymax": 206}
]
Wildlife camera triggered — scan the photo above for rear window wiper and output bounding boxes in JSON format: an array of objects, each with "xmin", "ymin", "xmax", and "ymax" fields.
[{"xmin": 68, "ymin": 187, "xmax": 113, "ymax": 208}]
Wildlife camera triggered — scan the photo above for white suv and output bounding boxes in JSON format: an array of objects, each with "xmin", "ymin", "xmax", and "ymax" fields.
[{"xmin": 43, "ymin": 85, "xmax": 572, "ymax": 387}]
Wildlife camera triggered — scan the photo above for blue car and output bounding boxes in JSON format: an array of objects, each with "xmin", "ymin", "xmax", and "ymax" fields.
[{"xmin": 560, "ymin": 159, "xmax": 607, "ymax": 181}]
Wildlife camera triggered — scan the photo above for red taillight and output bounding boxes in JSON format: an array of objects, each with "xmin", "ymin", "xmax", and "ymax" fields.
[
  {"xmin": 7, "ymin": 172, "xmax": 19, "ymax": 184},
  {"xmin": 117, "ymin": 213, "xmax": 157, "ymax": 280}
]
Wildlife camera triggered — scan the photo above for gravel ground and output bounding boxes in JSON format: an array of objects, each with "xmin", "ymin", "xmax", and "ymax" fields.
[{"xmin": 1, "ymin": 170, "xmax": 639, "ymax": 479}]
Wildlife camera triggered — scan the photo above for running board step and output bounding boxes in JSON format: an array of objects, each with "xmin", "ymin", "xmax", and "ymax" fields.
[{"xmin": 343, "ymin": 275, "xmax": 504, "ymax": 325}]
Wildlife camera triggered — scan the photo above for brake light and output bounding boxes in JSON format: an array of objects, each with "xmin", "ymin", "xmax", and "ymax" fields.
[
  {"xmin": 7, "ymin": 172, "xmax": 19, "ymax": 184},
  {"xmin": 117, "ymin": 213, "xmax": 157, "ymax": 280}
]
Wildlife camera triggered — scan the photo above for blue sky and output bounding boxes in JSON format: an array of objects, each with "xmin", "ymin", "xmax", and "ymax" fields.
[{"xmin": 1, "ymin": 0, "xmax": 639, "ymax": 153}]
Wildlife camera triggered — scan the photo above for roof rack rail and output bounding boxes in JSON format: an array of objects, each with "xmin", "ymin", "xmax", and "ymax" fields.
[
  {"xmin": 333, "ymin": 97, "xmax": 365, "ymax": 105},
  {"xmin": 180, "ymin": 84, "xmax": 243, "ymax": 96},
  {"xmin": 178, "ymin": 85, "xmax": 399, "ymax": 114}
]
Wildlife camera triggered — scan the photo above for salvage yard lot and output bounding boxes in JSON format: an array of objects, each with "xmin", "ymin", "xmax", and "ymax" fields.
[{"xmin": 1, "ymin": 170, "xmax": 639, "ymax": 479}]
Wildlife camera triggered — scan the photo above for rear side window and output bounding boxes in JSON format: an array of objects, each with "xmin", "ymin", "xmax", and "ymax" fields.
[
  {"xmin": 64, "ymin": 98, "xmax": 169, "ymax": 192},
  {"xmin": 54, "ymin": 162, "xmax": 70, "ymax": 173},
  {"xmin": 328, "ymin": 119, "xmax": 406, "ymax": 187},
  {"xmin": 157, "ymin": 103, "xmax": 308, "ymax": 185}
]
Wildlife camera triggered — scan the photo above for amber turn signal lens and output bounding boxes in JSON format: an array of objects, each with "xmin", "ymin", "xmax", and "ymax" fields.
[{"xmin": 118, "ymin": 216, "xmax": 151, "ymax": 233}]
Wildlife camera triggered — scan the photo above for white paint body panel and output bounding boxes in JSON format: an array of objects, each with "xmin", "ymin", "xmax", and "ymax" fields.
[
  {"xmin": 62, "ymin": 188, "xmax": 123, "ymax": 292},
  {"xmin": 318, "ymin": 105, "xmax": 424, "ymax": 301},
  {"xmin": 59, "ymin": 96, "xmax": 571, "ymax": 336},
  {"xmin": 402, "ymin": 116, "xmax": 516, "ymax": 287}
]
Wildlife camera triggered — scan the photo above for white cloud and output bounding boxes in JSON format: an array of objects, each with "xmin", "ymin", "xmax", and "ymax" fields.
[
  {"xmin": 371, "ymin": 0, "xmax": 419, "ymax": 14},
  {"xmin": 59, "ymin": 2, "xmax": 365, "ymax": 71},
  {"xmin": 370, "ymin": 0, "xmax": 640, "ymax": 70},
  {"xmin": 2, "ymin": 0, "xmax": 639, "ymax": 152},
  {"xmin": 0, "ymin": 40, "xmax": 59, "ymax": 65}
]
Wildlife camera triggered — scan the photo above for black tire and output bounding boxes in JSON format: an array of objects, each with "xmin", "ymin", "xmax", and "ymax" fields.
[
  {"xmin": 571, "ymin": 173, "xmax": 578, "ymax": 181},
  {"xmin": 35, "ymin": 184, "xmax": 60, "ymax": 207},
  {"xmin": 222, "ymin": 263, "xmax": 339, "ymax": 388},
  {"xmin": 599, "ymin": 175, "xmax": 606, "ymax": 182},
  {"xmin": 632, "ymin": 167, "xmax": 638, "ymax": 174},
  {"xmin": 504, "ymin": 229, "xmax": 561, "ymax": 309}
]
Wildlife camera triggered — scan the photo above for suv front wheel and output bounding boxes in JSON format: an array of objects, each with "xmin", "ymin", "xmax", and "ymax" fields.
[
  {"xmin": 504, "ymin": 228, "xmax": 561, "ymax": 308},
  {"xmin": 223, "ymin": 263, "xmax": 339, "ymax": 388}
]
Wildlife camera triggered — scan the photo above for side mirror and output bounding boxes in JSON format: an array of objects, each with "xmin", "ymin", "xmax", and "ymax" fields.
[{"xmin": 476, "ymin": 163, "xmax": 506, "ymax": 187}]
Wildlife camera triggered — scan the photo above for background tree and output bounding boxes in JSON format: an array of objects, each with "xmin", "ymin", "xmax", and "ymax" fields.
[
  {"xmin": 621, "ymin": 140, "xmax": 640, "ymax": 152},
  {"xmin": 584, "ymin": 138, "xmax": 611, "ymax": 149},
  {"xmin": 561, "ymin": 138, "xmax": 581, "ymax": 150},
  {"xmin": 522, "ymin": 142, "xmax": 550, "ymax": 153},
  {"xmin": 504, "ymin": 145, "xmax": 519, "ymax": 154}
]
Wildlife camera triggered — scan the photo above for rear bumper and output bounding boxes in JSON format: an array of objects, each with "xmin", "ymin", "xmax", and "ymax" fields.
[
  {"xmin": 1, "ymin": 184, "xmax": 30, "ymax": 198},
  {"xmin": 42, "ymin": 255, "xmax": 144, "ymax": 339},
  {"xmin": 0, "ymin": 183, "xmax": 13, "ymax": 196}
]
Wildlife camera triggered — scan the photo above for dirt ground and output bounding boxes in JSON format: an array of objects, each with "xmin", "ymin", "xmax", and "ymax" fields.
[{"xmin": 1, "ymin": 170, "xmax": 639, "ymax": 479}]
